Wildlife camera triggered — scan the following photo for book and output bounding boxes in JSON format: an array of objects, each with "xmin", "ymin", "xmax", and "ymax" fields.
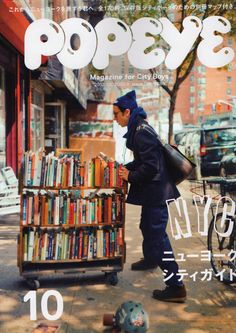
[{"xmin": 94, "ymin": 157, "xmax": 101, "ymax": 187}]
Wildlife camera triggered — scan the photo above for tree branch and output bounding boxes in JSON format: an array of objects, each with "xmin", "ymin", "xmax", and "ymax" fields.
[
  {"xmin": 176, "ymin": 0, "xmax": 210, "ymax": 86},
  {"xmin": 178, "ymin": 49, "xmax": 198, "ymax": 85},
  {"xmin": 150, "ymin": 69, "xmax": 172, "ymax": 96},
  {"xmin": 202, "ymin": 0, "xmax": 210, "ymax": 20},
  {"xmin": 181, "ymin": 0, "xmax": 186, "ymax": 32}
]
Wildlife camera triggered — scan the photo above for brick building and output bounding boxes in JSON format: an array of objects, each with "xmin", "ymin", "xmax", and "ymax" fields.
[{"xmin": 175, "ymin": 37, "xmax": 236, "ymax": 126}]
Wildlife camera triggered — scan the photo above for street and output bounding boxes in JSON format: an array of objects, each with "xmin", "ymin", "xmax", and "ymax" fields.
[{"xmin": 0, "ymin": 182, "xmax": 235, "ymax": 333}]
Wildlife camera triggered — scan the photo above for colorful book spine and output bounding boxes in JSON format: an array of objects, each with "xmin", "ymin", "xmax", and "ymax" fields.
[
  {"xmin": 22, "ymin": 190, "xmax": 123, "ymax": 226},
  {"xmin": 23, "ymin": 150, "xmax": 123, "ymax": 188},
  {"xmin": 22, "ymin": 227, "xmax": 123, "ymax": 262}
]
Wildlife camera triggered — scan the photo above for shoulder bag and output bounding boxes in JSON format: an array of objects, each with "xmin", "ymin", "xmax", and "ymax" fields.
[{"xmin": 137, "ymin": 124, "xmax": 196, "ymax": 184}]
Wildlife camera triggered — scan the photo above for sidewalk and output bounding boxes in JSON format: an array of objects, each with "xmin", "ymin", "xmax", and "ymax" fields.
[{"xmin": 0, "ymin": 183, "xmax": 235, "ymax": 333}]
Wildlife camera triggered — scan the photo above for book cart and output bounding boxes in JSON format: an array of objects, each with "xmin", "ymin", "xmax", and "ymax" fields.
[{"xmin": 17, "ymin": 148, "xmax": 126, "ymax": 289}]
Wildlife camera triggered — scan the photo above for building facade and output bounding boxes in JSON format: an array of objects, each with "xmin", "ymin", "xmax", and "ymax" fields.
[
  {"xmin": 175, "ymin": 37, "xmax": 236, "ymax": 126},
  {"xmin": 0, "ymin": 0, "xmax": 108, "ymax": 174},
  {"xmin": 0, "ymin": 0, "xmax": 32, "ymax": 172}
]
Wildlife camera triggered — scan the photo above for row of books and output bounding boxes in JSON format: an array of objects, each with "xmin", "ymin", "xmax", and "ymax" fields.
[
  {"xmin": 23, "ymin": 227, "xmax": 123, "ymax": 262},
  {"xmin": 22, "ymin": 191, "xmax": 123, "ymax": 226},
  {"xmin": 23, "ymin": 149, "xmax": 123, "ymax": 188}
]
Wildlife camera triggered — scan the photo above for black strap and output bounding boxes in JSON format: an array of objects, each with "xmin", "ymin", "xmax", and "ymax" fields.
[
  {"xmin": 136, "ymin": 123, "xmax": 163, "ymax": 146},
  {"xmin": 136, "ymin": 123, "xmax": 156, "ymax": 136}
]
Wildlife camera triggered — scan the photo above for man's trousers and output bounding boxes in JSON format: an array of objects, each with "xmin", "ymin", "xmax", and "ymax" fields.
[{"xmin": 140, "ymin": 205, "xmax": 182, "ymax": 287}]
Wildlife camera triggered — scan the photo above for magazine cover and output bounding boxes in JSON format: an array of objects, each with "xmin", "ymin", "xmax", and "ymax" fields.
[{"xmin": 0, "ymin": 0, "xmax": 236, "ymax": 332}]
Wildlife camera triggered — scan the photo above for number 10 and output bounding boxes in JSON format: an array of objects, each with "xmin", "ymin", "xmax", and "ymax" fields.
[{"xmin": 24, "ymin": 290, "xmax": 64, "ymax": 321}]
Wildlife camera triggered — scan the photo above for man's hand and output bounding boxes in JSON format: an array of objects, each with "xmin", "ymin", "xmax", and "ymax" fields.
[{"xmin": 119, "ymin": 167, "xmax": 129, "ymax": 181}]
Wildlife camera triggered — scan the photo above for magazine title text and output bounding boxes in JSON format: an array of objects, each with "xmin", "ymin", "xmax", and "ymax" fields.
[{"xmin": 24, "ymin": 16, "xmax": 234, "ymax": 70}]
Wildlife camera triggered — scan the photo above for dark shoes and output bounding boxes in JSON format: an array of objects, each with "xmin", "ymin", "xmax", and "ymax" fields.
[
  {"xmin": 153, "ymin": 285, "xmax": 187, "ymax": 303},
  {"xmin": 131, "ymin": 259, "xmax": 158, "ymax": 271}
]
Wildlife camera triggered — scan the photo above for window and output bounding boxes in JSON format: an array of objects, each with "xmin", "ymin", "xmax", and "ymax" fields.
[
  {"xmin": 45, "ymin": 103, "xmax": 66, "ymax": 152},
  {"xmin": 198, "ymin": 103, "xmax": 204, "ymax": 111},
  {"xmin": 192, "ymin": 132, "xmax": 200, "ymax": 144},
  {"xmin": 198, "ymin": 77, "xmax": 206, "ymax": 84},
  {"xmin": 197, "ymin": 66, "xmax": 206, "ymax": 73},
  {"xmin": 227, "ymin": 76, "xmax": 232, "ymax": 83},
  {"xmin": 128, "ymin": 66, "xmax": 134, "ymax": 74},
  {"xmin": 228, "ymin": 38, "xmax": 233, "ymax": 46},
  {"xmin": 190, "ymin": 75, "xmax": 194, "ymax": 82},
  {"xmin": 32, "ymin": 89, "xmax": 43, "ymax": 108},
  {"xmin": 44, "ymin": 0, "xmax": 53, "ymax": 19},
  {"xmin": 227, "ymin": 88, "xmax": 232, "ymax": 95},
  {"xmin": 189, "ymin": 107, "xmax": 194, "ymax": 114},
  {"xmin": 205, "ymin": 128, "xmax": 236, "ymax": 146},
  {"xmin": 121, "ymin": 57, "xmax": 125, "ymax": 75},
  {"xmin": 31, "ymin": 88, "xmax": 44, "ymax": 151},
  {"xmin": 198, "ymin": 90, "xmax": 206, "ymax": 98},
  {"xmin": 190, "ymin": 86, "xmax": 195, "ymax": 93},
  {"xmin": 190, "ymin": 96, "xmax": 195, "ymax": 104}
]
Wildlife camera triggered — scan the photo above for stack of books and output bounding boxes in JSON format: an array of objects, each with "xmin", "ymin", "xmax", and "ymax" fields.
[
  {"xmin": 23, "ymin": 227, "xmax": 123, "ymax": 262},
  {"xmin": 23, "ymin": 150, "xmax": 123, "ymax": 188},
  {"xmin": 22, "ymin": 191, "xmax": 123, "ymax": 226}
]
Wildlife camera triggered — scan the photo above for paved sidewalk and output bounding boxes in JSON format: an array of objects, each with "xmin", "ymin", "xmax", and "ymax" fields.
[{"xmin": 0, "ymin": 183, "xmax": 235, "ymax": 333}]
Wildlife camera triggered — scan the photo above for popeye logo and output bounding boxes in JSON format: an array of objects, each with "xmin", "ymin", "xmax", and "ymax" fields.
[{"xmin": 24, "ymin": 16, "xmax": 234, "ymax": 70}]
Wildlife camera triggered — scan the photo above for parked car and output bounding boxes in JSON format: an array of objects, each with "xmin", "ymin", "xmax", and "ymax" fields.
[
  {"xmin": 174, "ymin": 126, "xmax": 236, "ymax": 179},
  {"xmin": 220, "ymin": 147, "xmax": 236, "ymax": 176}
]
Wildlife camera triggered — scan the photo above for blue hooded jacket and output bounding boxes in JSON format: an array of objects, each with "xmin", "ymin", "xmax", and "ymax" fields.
[{"xmin": 114, "ymin": 91, "xmax": 180, "ymax": 206}]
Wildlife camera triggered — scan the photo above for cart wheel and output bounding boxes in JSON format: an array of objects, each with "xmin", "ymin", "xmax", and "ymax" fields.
[
  {"xmin": 26, "ymin": 278, "xmax": 40, "ymax": 290},
  {"xmin": 105, "ymin": 272, "xmax": 118, "ymax": 286}
]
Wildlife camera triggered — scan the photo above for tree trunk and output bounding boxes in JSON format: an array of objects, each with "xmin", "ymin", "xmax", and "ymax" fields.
[{"xmin": 168, "ymin": 93, "xmax": 177, "ymax": 144}]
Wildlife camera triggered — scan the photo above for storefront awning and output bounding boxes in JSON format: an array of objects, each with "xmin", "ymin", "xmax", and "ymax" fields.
[{"xmin": 0, "ymin": 0, "xmax": 31, "ymax": 54}]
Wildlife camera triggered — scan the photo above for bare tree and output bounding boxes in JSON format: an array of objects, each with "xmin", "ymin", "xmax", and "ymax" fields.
[{"xmin": 103, "ymin": 0, "xmax": 236, "ymax": 142}]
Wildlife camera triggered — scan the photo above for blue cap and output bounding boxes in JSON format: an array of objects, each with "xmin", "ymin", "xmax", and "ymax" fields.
[{"xmin": 113, "ymin": 90, "xmax": 138, "ymax": 111}]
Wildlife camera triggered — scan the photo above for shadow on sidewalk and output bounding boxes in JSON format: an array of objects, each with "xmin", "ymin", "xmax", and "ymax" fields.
[{"xmin": 0, "ymin": 213, "xmax": 20, "ymax": 225}]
